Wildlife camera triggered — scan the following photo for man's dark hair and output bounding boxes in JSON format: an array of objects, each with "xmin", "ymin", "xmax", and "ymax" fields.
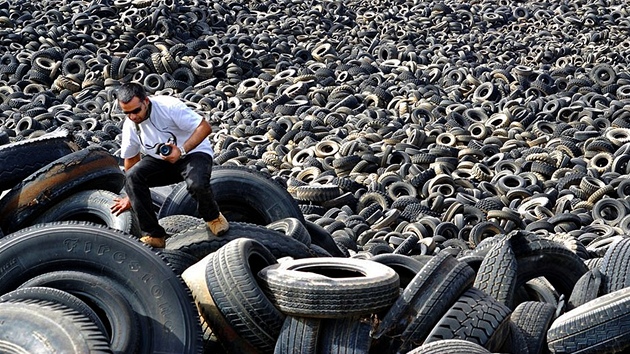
[{"xmin": 117, "ymin": 82, "xmax": 147, "ymax": 104}]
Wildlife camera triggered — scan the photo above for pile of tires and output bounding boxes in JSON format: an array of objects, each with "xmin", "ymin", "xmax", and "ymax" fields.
[
  {"xmin": 0, "ymin": 131, "xmax": 629, "ymax": 353},
  {"xmin": 3, "ymin": 0, "xmax": 630, "ymax": 352}
]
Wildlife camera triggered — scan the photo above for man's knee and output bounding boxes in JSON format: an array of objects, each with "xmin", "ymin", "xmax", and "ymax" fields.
[{"xmin": 125, "ymin": 166, "xmax": 143, "ymax": 184}]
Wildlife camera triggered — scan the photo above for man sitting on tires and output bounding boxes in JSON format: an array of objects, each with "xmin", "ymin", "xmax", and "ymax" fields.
[{"xmin": 110, "ymin": 82, "xmax": 229, "ymax": 248}]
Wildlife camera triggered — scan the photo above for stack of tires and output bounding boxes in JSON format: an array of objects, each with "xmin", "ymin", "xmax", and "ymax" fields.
[
  {"xmin": 1, "ymin": 132, "xmax": 630, "ymax": 353},
  {"xmin": 0, "ymin": 131, "xmax": 203, "ymax": 353}
]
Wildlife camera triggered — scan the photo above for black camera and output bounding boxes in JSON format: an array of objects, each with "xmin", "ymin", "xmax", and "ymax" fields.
[
  {"xmin": 156, "ymin": 143, "xmax": 172, "ymax": 156},
  {"xmin": 156, "ymin": 137, "xmax": 175, "ymax": 156}
]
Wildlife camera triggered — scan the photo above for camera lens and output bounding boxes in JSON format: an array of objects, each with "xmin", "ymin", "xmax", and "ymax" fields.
[{"xmin": 158, "ymin": 144, "xmax": 172, "ymax": 156}]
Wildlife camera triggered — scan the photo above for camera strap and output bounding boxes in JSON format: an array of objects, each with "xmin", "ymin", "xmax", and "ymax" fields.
[
  {"xmin": 134, "ymin": 122, "xmax": 144, "ymax": 146},
  {"xmin": 133, "ymin": 120, "xmax": 176, "ymax": 151}
]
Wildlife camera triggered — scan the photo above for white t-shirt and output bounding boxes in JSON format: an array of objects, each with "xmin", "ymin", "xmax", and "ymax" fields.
[{"xmin": 120, "ymin": 95, "xmax": 214, "ymax": 159}]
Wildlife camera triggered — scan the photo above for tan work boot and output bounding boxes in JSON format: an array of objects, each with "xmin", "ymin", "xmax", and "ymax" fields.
[
  {"xmin": 140, "ymin": 235, "xmax": 166, "ymax": 248},
  {"xmin": 207, "ymin": 213, "xmax": 229, "ymax": 236}
]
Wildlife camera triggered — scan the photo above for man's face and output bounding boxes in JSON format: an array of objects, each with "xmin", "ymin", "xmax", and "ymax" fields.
[{"xmin": 120, "ymin": 96, "xmax": 149, "ymax": 124}]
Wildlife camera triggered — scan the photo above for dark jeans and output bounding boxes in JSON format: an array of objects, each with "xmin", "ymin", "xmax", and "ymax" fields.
[{"xmin": 125, "ymin": 152, "xmax": 220, "ymax": 238}]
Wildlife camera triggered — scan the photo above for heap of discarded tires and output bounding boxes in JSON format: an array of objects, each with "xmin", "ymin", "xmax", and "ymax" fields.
[{"xmin": 2, "ymin": 0, "xmax": 630, "ymax": 353}]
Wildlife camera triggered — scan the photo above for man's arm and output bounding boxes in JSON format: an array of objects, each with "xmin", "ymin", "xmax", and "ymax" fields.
[
  {"xmin": 124, "ymin": 153, "xmax": 141, "ymax": 172},
  {"xmin": 181, "ymin": 119, "xmax": 212, "ymax": 154}
]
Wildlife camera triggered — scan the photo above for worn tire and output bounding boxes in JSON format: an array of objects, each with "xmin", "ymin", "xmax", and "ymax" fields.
[
  {"xmin": 382, "ymin": 252, "xmax": 476, "ymax": 352},
  {"xmin": 205, "ymin": 238, "xmax": 284, "ymax": 353},
  {"xmin": 567, "ymin": 268, "xmax": 603, "ymax": 311},
  {"xmin": 512, "ymin": 232, "xmax": 588, "ymax": 300},
  {"xmin": 547, "ymin": 286, "xmax": 630, "ymax": 353},
  {"xmin": 158, "ymin": 165, "xmax": 304, "ymax": 225},
  {"xmin": 274, "ymin": 316, "xmax": 320, "ymax": 354},
  {"xmin": 159, "ymin": 214, "xmax": 204, "ymax": 235},
  {"xmin": 473, "ymin": 234, "xmax": 518, "ymax": 308},
  {"xmin": 31, "ymin": 189, "xmax": 141, "ymax": 237},
  {"xmin": 511, "ymin": 301, "xmax": 556, "ymax": 354},
  {"xmin": 0, "ymin": 299, "xmax": 111, "ymax": 353},
  {"xmin": 424, "ymin": 287, "xmax": 512, "ymax": 352},
  {"xmin": 599, "ymin": 237, "xmax": 630, "ymax": 294},
  {"xmin": 259, "ymin": 257, "xmax": 400, "ymax": 318},
  {"xmin": 0, "ymin": 128, "xmax": 77, "ymax": 191},
  {"xmin": 0, "ymin": 146, "xmax": 125, "ymax": 233},
  {"xmin": 265, "ymin": 217, "xmax": 311, "ymax": 246},
  {"xmin": 182, "ymin": 254, "xmax": 258, "ymax": 354},
  {"xmin": 318, "ymin": 316, "xmax": 372, "ymax": 354}
]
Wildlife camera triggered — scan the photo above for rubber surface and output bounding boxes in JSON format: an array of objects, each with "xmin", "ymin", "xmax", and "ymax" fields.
[{"xmin": 0, "ymin": 221, "xmax": 203, "ymax": 354}]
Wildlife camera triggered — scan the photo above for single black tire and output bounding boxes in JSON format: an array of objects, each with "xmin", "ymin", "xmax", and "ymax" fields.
[
  {"xmin": 259, "ymin": 257, "xmax": 400, "ymax": 318},
  {"xmin": 274, "ymin": 316, "xmax": 320, "ymax": 354},
  {"xmin": 424, "ymin": 287, "xmax": 512, "ymax": 352},
  {"xmin": 510, "ymin": 301, "xmax": 556, "ymax": 354},
  {"xmin": 318, "ymin": 316, "xmax": 372, "ymax": 354},
  {"xmin": 473, "ymin": 234, "xmax": 518, "ymax": 308},
  {"xmin": 158, "ymin": 165, "xmax": 304, "ymax": 225},
  {"xmin": 0, "ymin": 300, "xmax": 111, "ymax": 353},
  {"xmin": 294, "ymin": 184, "xmax": 341, "ymax": 202},
  {"xmin": 547, "ymin": 286, "xmax": 630, "ymax": 353},
  {"xmin": 469, "ymin": 221, "xmax": 505, "ymax": 247},
  {"xmin": 182, "ymin": 253, "xmax": 259, "ymax": 354},
  {"xmin": 381, "ymin": 252, "xmax": 476, "ymax": 352},
  {"xmin": 166, "ymin": 221, "xmax": 315, "ymax": 260},
  {"xmin": 205, "ymin": 238, "xmax": 284, "ymax": 353},
  {"xmin": 0, "ymin": 128, "xmax": 77, "ymax": 191},
  {"xmin": 0, "ymin": 286, "xmax": 109, "ymax": 339},
  {"xmin": 31, "ymin": 189, "xmax": 141, "ymax": 237},
  {"xmin": 511, "ymin": 232, "xmax": 588, "ymax": 300},
  {"xmin": 0, "ymin": 146, "xmax": 125, "ymax": 233},
  {"xmin": 567, "ymin": 268, "xmax": 603, "ymax": 310},
  {"xmin": 599, "ymin": 237, "xmax": 630, "ymax": 294},
  {"xmin": 392, "ymin": 234, "xmax": 420, "ymax": 255},
  {"xmin": 0, "ymin": 221, "xmax": 203, "ymax": 354}
]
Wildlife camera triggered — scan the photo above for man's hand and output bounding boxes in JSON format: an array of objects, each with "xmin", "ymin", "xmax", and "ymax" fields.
[
  {"xmin": 161, "ymin": 142, "xmax": 182, "ymax": 163},
  {"xmin": 111, "ymin": 196, "xmax": 132, "ymax": 216}
]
